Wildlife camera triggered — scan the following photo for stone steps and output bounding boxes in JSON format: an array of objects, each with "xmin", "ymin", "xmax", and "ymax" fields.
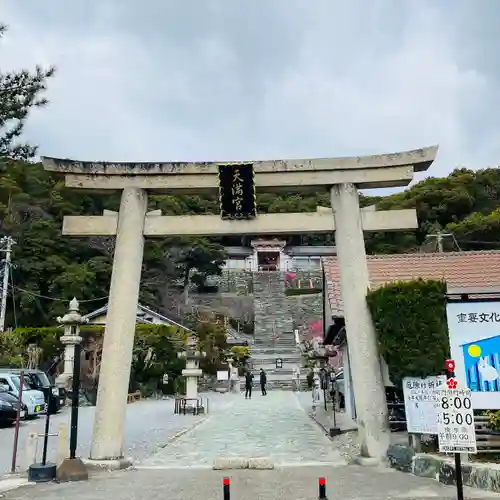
[
  {"xmin": 252, "ymin": 271, "xmax": 303, "ymax": 389},
  {"xmin": 251, "ymin": 360, "xmax": 302, "ymax": 369},
  {"xmin": 239, "ymin": 379, "xmax": 308, "ymax": 391},
  {"xmin": 251, "ymin": 346, "xmax": 300, "ymax": 356}
]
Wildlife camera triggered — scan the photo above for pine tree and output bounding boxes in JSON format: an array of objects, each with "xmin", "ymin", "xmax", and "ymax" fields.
[{"xmin": 0, "ymin": 24, "xmax": 55, "ymax": 162}]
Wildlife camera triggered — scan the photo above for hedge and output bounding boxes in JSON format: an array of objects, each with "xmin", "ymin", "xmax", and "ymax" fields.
[{"xmin": 366, "ymin": 279, "xmax": 449, "ymax": 387}]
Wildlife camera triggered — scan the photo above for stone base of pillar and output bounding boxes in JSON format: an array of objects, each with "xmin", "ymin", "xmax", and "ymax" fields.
[
  {"xmin": 56, "ymin": 458, "xmax": 89, "ymax": 482},
  {"xmin": 353, "ymin": 455, "xmax": 382, "ymax": 467},
  {"xmin": 82, "ymin": 457, "xmax": 133, "ymax": 471}
]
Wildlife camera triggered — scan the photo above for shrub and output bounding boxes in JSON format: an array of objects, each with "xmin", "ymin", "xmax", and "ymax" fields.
[{"xmin": 366, "ymin": 279, "xmax": 449, "ymax": 387}]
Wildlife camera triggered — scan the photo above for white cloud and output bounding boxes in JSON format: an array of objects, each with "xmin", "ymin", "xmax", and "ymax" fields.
[{"xmin": 2, "ymin": 0, "xmax": 499, "ymax": 184}]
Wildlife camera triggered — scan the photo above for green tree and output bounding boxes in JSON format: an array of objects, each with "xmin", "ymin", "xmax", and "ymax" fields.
[{"xmin": 0, "ymin": 24, "xmax": 55, "ymax": 162}]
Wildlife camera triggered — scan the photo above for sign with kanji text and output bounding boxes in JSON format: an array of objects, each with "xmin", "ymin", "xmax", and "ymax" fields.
[
  {"xmin": 436, "ymin": 387, "xmax": 477, "ymax": 453},
  {"xmin": 218, "ymin": 164, "xmax": 256, "ymax": 220},
  {"xmin": 446, "ymin": 300, "xmax": 500, "ymax": 409},
  {"xmin": 403, "ymin": 376, "xmax": 446, "ymax": 434}
]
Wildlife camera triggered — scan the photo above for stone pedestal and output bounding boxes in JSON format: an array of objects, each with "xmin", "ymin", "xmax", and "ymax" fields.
[
  {"xmin": 182, "ymin": 365, "xmax": 202, "ymax": 399},
  {"xmin": 56, "ymin": 334, "xmax": 83, "ymax": 390}
]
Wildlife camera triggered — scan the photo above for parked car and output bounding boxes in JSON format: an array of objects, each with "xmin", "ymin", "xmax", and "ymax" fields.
[
  {"xmin": 0, "ymin": 385, "xmax": 27, "ymax": 425},
  {"xmin": 7, "ymin": 369, "xmax": 63, "ymax": 414},
  {"xmin": 0, "ymin": 372, "xmax": 45, "ymax": 419}
]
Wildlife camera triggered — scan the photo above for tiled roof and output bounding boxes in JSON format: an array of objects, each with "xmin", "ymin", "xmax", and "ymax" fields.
[{"xmin": 323, "ymin": 251, "xmax": 500, "ymax": 316}]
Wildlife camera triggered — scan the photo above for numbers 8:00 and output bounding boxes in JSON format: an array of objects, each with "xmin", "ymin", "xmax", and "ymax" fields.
[{"xmin": 441, "ymin": 396, "xmax": 472, "ymax": 410}]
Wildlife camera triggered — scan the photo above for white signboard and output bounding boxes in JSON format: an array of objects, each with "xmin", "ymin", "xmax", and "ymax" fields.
[
  {"xmin": 437, "ymin": 387, "xmax": 477, "ymax": 453},
  {"xmin": 217, "ymin": 370, "xmax": 229, "ymax": 381},
  {"xmin": 446, "ymin": 300, "xmax": 500, "ymax": 409},
  {"xmin": 403, "ymin": 376, "xmax": 446, "ymax": 434}
]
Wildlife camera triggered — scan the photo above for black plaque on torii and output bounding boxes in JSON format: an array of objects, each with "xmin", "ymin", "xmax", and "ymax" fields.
[{"xmin": 218, "ymin": 163, "xmax": 257, "ymax": 220}]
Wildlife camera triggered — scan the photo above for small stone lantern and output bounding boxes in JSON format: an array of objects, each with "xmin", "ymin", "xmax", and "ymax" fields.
[
  {"xmin": 56, "ymin": 298, "xmax": 88, "ymax": 390},
  {"xmin": 178, "ymin": 336, "xmax": 206, "ymax": 412}
]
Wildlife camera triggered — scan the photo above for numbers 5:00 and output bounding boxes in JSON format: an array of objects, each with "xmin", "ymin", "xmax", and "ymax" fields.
[{"xmin": 441, "ymin": 412, "xmax": 473, "ymax": 425}]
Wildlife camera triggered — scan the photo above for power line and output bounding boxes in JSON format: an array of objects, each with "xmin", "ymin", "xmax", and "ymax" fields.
[{"xmin": 7, "ymin": 283, "xmax": 108, "ymax": 304}]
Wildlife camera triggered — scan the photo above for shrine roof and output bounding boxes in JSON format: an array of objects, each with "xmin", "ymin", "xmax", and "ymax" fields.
[
  {"xmin": 41, "ymin": 145, "xmax": 438, "ymax": 175},
  {"xmin": 323, "ymin": 251, "xmax": 500, "ymax": 316}
]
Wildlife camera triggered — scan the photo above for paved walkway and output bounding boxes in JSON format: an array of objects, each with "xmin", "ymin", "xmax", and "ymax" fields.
[
  {"xmin": 139, "ymin": 390, "xmax": 345, "ymax": 468},
  {"xmin": 4, "ymin": 465, "xmax": 500, "ymax": 500},
  {"xmin": 0, "ymin": 393, "xmax": 233, "ymax": 474}
]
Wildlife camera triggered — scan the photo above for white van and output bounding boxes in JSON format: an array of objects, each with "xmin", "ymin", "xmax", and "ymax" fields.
[{"xmin": 0, "ymin": 372, "xmax": 46, "ymax": 418}]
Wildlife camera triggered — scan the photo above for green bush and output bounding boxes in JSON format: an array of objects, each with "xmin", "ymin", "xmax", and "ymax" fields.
[
  {"xmin": 486, "ymin": 410, "xmax": 500, "ymax": 431},
  {"xmin": 366, "ymin": 279, "xmax": 449, "ymax": 387}
]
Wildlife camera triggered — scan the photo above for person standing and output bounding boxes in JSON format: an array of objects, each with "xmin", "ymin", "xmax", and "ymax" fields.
[
  {"xmin": 293, "ymin": 365, "xmax": 301, "ymax": 392},
  {"xmin": 259, "ymin": 368, "xmax": 267, "ymax": 396},
  {"xmin": 245, "ymin": 370, "xmax": 254, "ymax": 399}
]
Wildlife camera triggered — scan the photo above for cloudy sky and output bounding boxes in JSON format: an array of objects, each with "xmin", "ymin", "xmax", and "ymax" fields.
[{"xmin": 2, "ymin": 0, "xmax": 500, "ymax": 186}]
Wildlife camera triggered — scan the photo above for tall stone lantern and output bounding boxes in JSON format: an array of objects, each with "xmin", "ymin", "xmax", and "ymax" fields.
[
  {"xmin": 178, "ymin": 336, "xmax": 206, "ymax": 412},
  {"xmin": 56, "ymin": 298, "xmax": 88, "ymax": 390}
]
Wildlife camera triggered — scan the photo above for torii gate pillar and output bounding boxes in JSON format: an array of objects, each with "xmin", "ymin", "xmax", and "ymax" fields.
[
  {"xmin": 331, "ymin": 183, "xmax": 388, "ymax": 459},
  {"xmin": 90, "ymin": 187, "xmax": 148, "ymax": 460},
  {"xmin": 42, "ymin": 145, "xmax": 438, "ymax": 464}
]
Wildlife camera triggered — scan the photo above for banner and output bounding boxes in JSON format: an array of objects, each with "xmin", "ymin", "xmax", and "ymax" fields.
[{"xmin": 218, "ymin": 163, "xmax": 257, "ymax": 219}]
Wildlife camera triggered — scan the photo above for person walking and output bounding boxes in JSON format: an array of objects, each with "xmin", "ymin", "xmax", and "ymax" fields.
[
  {"xmin": 245, "ymin": 370, "xmax": 254, "ymax": 399},
  {"xmin": 259, "ymin": 368, "xmax": 267, "ymax": 396}
]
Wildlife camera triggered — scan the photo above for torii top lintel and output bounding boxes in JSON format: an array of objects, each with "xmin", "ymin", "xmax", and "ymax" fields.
[{"xmin": 41, "ymin": 145, "xmax": 438, "ymax": 193}]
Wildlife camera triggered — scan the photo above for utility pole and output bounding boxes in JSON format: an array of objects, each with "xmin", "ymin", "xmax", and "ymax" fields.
[
  {"xmin": 427, "ymin": 232, "xmax": 453, "ymax": 253},
  {"xmin": 0, "ymin": 236, "xmax": 15, "ymax": 332}
]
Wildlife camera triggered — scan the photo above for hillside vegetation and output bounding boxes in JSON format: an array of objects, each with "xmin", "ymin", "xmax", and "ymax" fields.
[{"xmin": 1, "ymin": 161, "xmax": 499, "ymax": 328}]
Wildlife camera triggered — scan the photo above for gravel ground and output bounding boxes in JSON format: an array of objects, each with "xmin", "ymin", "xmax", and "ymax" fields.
[
  {"xmin": 0, "ymin": 392, "xmax": 236, "ymax": 474},
  {"xmin": 3, "ymin": 465, "xmax": 500, "ymax": 500}
]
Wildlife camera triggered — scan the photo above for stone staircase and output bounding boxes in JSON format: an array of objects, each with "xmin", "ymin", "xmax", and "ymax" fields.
[{"xmin": 244, "ymin": 272, "xmax": 305, "ymax": 390}]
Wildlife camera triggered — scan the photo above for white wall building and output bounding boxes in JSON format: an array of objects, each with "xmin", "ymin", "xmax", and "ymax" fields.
[{"xmin": 223, "ymin": 239, "xmax": 336, "ymax": 272}]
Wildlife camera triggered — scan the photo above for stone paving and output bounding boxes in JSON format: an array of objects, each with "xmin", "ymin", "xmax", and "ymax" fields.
[
  {"xmin": 2, "ymin": 390, "xmax": 500, "ymax": 499},
  {"xmin": 4, "ymin": 465, "xmax": 500, "ymax": 500},
  {"xmin": 0, "ymin": 393, "xmax": 233, "ymax": 475},
  {"xmin": 139, "ymin": 390, "xmax": 345, "ymax": 468}
]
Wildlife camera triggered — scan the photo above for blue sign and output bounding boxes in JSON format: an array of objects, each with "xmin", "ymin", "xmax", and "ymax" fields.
[{"xmin": 461, "ymin": 335, "xmax": 500, "ymax": 393}]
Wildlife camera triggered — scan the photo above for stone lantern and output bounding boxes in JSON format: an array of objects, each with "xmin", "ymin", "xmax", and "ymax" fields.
[
  {"xmin": 178, "ymin": 336, "xmax": 206, "ymax": 412},
  {"xmin": 56, "ymin": 298, "xmax": 88, "ymax": 390}
]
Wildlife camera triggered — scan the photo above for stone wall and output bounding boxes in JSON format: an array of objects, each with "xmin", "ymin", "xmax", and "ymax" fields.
[
  {"xmin": 187, "ymin": 293, "xmax": 253, "ymax": 321},
  {"xmin": 163, "ymin": 269, "xmax": 324, "ymax": 337},
  {"xmin": 288, "ymin": 293, "xmax": 323, "ymax": 339}
]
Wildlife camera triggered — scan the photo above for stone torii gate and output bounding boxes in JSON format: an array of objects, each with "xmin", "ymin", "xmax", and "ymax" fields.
[{"xmin": 42, "ymin": 145, "xmax": 437, "ymax": 465}]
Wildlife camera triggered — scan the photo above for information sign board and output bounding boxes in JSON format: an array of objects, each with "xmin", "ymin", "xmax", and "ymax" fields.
[
  {"xmin": 403, "ymin": 376, "xmax": 446, "ymax": 434},
  {"xmin": 436, "ymin": 387, "xmax": 477, "ymax": 453}
]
